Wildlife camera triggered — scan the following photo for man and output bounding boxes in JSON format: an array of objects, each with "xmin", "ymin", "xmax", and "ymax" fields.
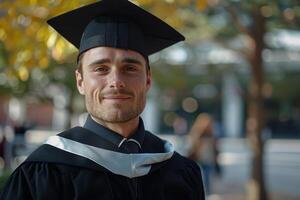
[{"xmin": 1, "ymin": 0, "xmax": 205, "ymax": 199}]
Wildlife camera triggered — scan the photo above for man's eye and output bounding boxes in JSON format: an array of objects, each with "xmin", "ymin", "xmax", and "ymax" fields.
[
  {"xmin": 94, "ymin": 66, "xmax": 109, "ymax": 73},
  {"xmin": 125, "ymin": 65, "xmax": 137, "ymax": 72}
]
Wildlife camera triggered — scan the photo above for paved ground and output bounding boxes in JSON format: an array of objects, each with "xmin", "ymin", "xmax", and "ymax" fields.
[{"xmin": 205, "ymin": 138, "xmax": 300, "ymax": 200}]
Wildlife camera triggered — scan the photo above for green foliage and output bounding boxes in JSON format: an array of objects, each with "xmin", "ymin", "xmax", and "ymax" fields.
[{"xmin": 0, "ymin": 170, "xmax": 12, "ymax": 192}]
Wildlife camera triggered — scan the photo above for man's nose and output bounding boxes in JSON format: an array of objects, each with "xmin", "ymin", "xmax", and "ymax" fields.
[{"xmin": 109, "ymin": 70, "xmax": 125, "ymax": 89}]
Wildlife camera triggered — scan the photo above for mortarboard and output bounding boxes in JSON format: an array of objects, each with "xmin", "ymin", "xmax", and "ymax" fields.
[{"xmin": 47, "ymin": 0, "xmax": 185, "ymax": 59}]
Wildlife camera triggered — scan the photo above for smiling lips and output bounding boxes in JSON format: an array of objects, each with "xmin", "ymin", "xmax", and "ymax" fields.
[
  {"xmin": 104, "ymin": 95, "xmax": 131, "ymax": 99},
  {"xmin": 102, "ymin": 89, "xmax": 133, "ymax": 100},
  {"xmin": 101, "ymin": 89, "xmax": 134, "ymax": 102},
  {"xmin": 102, "ymin": 94, "xmax": 132, "ymax": 102}
]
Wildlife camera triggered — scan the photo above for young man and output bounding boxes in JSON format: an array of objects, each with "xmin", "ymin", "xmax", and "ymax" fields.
[{"xmin": 1, "ymin": 0, "xmax": 205, "ymax": 199}]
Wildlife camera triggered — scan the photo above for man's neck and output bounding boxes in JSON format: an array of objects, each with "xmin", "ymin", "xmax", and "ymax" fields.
[{"xmin": 90, "ymin": 115, "xmax": 139, "ymax": 138}]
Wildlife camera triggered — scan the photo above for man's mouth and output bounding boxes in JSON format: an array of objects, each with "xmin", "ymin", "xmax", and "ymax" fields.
[
  {"xmin": 101, "ymin": 89, "xmax": 134, "ymax": 101},
  {"xmin": 103, "ymin": 95, "xmax": 132, "ymax": 100}
]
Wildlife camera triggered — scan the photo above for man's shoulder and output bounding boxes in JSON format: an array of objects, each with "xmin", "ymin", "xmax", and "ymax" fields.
[
  {"xmin": 165, "ymin": 151, "xmax": 200, "ymax": 172},
  {"xmin": 25, "ymin": 126, "xmax": 83, "ymax": 161},
  {"xmin": 144, "ymin": 131, "xmax": 199, "ymax": 169},
  {"xmin": 23, "ymin": 127, "xmax": 107, "ymax": 172},
  {"xmin": 143, "ymin": 131, "xmax": 166, "ymax": 153},
  {"xmin": 156, "ymin": 152, "xmax": 205, "ymax": 199},
  {"xmin": 57, "ymin": 126, "xmax": 87, "ymax": 137},
  {"xmin": 144, "ymin": 130, "xmax": 162, "ymax": 141},
  {"xmin": 17, "ymin": 158, "xmax": 79, "ymax": 175}
]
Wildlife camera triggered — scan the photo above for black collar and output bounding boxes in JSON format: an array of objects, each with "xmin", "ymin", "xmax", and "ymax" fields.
[{"xmin": 83, "ymin": 115, "xmax": 145, "ymax": 150}]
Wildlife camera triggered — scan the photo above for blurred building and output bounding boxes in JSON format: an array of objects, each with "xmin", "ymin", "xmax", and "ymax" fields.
[{"xmin": 152, "ymin": 29, "xmax": 300, "ymax": 139}]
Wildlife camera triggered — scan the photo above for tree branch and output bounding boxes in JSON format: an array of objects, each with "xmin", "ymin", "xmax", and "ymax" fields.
[{"xmin": 221, "ymin": 1, "xmax": 252, "ymax": 37}]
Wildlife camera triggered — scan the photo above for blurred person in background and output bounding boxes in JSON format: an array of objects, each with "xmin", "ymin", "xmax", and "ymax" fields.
[
  {"xmin": 0, "ymin": 0, "xmax": 205, "ymax": 199},
  {"xmin": 0, "ymin": 126, "xmax": 5, "ymax": 167},
  {"xmin": 187, "ymin": 113, "xmax": 220, "ymax": 194}
]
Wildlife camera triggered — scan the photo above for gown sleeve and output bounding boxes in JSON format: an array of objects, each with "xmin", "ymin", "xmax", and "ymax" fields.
[
  {"xmin": 162, "ymin": 153, "xmax": 206, "ymax": 200},
  {"xmin": 0, "ymin": 162, "xmax": 74, "ymax": 200},
  {"xmin": 183, "ymin": 159, "xmax": 206, "ymax": 199},
  {"xmin": 0, "ymin": 164, "xmax": 34, "ymax": 200}
]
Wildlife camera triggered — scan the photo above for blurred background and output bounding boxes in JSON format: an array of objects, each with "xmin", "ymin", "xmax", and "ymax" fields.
[{"xmin": 0, "ymin": 0, "xmax": 300, "ymax": 200}]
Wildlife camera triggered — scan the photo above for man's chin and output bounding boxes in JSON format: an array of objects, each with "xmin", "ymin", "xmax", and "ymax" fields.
[
  {"xmin": 102, "ymin": 102, "xmax": 129, "ymax": 110},
  {"xmin": 94, "ymin": 111, "xmax": 138, "ymax": 124}
]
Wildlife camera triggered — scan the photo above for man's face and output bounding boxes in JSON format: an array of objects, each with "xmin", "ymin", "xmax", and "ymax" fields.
[{"xmin": 76, "ymin": 47, "xmax": 151, "ymax": 123}]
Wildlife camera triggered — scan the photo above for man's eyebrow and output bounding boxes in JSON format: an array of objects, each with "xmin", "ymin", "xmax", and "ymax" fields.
[
  {"xmin": 87, "ymin": 58, "xmax": 111, "ymax": 67},
  {"xmin": 122, "ymin": 57, "xmax": 143, "ymax": 66}
]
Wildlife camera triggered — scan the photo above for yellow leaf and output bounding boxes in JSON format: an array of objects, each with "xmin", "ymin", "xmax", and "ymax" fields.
[
  {"xmin": 52, "ymin": 38, "xmax": 66, "ymax": 61},
  {"xmin": 135, "ymin": 0, "xmax": 153, "ymax": 6},
  {"xmin": 36, "ymin": 27, "xmax": 48, "ymax": 41},
  {"xmin": 18, "ymin": 50, "xmax": 32, "ymax": 62},
  {"xmin": 176, "ymin": 0, "xmax": 192, "ymax": 6},
  {"xmin": 18, "ymin": 66, "xmax": 29, "ymax": 81},
  {"xmin": 30, "ymin": 0, "xmax": 37, "ymax": 5},
  {"xmin": 47, "ymin": 32, "xmax": 58, "ymax": 48},
  {"xmin": 151, "ymin": 3, "xmax": 177, "ymax": 20},
  {"xmin": 39, "ymin": 57, "xmax": 49, "ymax": 69},
  {"xmin": 8, "ymin": 7, "xmax": 17, "ymax": 18},
  {"xmin": 0, "ymin": 28, "xmax": 7, "ymax": 40},
  {"xmin": 196, "ymin": 0, "xmax": 207, "ymax": 11},
  {"xmin": 165, "ymin": 14, "xmax": 183, "ymax": 29}
]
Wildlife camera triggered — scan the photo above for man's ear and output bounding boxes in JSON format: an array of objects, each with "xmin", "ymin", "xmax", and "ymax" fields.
[{"xmin": 75, "ymin": 69, "xmax": 85, "ymax": 95}]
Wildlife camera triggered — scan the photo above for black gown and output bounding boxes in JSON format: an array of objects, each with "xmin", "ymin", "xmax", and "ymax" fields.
[{"xmin": 0, "ymin": 126, "xmax": 205, "ymax": 200}]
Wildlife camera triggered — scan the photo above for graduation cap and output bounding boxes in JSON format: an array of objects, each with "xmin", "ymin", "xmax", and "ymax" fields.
[{"xmin": 47, "ymin": 0, "xmax": 185, "ymax": 59}]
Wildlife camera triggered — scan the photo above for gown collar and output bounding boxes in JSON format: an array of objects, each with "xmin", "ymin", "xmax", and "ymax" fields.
[
  {"xmin": 44, "ymin": 134, "xmax": 174, "ymax": 178},
  {"xmin": 83, "ymin": 115, "xmax": 145, "ymax": 151},
  {"xmin": 26, "ymin": 126, "xmax": 174, "ymax": 178}
]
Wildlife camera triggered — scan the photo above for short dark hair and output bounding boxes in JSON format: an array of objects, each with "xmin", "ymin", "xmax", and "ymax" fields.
[{"xmin": 77, "ymin": 53, "xmax": 84, "ymax": 75}]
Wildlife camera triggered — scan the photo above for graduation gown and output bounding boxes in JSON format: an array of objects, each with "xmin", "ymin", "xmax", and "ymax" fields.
[{"xmin": 0, "ymin": 126, "xmax": 205, "ymax": 200}]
